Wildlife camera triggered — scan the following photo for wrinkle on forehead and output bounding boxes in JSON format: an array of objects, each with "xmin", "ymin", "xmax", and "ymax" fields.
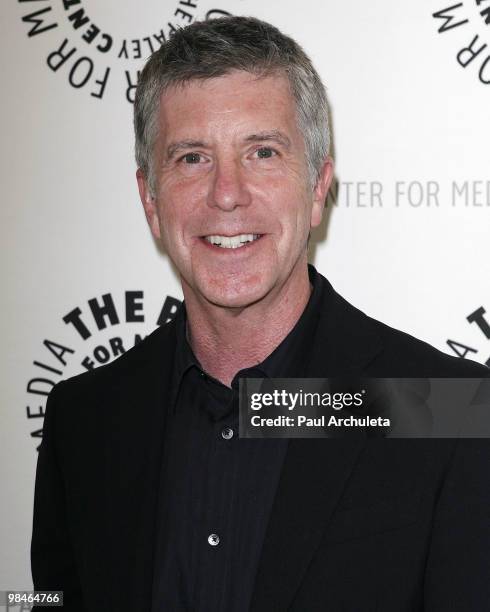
[{"xmin": 157, "ymin": 71, "xmax": 300, "ymax": 147}]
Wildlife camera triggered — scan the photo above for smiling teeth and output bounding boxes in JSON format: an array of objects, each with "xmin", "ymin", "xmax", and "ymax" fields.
[{"xmin": 204, "ymin": 234, "xmax": 260, "ymax": 249}]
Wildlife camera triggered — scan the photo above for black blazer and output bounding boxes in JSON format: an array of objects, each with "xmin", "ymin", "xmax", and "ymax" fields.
[{"xmin": 31, "ymin": 273, "xmax": 490, "ymax": 611}]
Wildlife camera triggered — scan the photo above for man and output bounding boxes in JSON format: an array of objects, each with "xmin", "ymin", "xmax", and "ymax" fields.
[{"xmin": 32, "ymin": 16, "xmax": 489, "ymax": 612}]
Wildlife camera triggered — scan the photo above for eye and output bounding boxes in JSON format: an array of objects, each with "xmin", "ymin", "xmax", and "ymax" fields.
[
  {"xmin": 180, "ymin": 152, "xmax": 203, "ymax": 164},
  {"xmin": 255, "ymin": 147, "xmax": 277, "ymax": 159}
]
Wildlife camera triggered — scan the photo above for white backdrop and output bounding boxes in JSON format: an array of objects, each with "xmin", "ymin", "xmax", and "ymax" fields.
[{"xmin": 2, "ymin": 0, "xmax": 489, "ymax": 592}]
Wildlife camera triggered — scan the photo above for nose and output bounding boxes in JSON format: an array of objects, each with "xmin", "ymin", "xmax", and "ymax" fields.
[{"xmin": 207, "ymin": 158, "xmax": 252, "ymax": 211}]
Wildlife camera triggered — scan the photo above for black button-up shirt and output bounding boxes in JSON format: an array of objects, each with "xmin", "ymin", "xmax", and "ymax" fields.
[{"xmin": 152, "ymin": 265, "xmax": 324, "ymax": 612}]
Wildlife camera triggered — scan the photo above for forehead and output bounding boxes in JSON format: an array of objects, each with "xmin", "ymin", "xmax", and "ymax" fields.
[{"xmin": 157, "ymin": 70, "xmax": 300, "ymax": 142}]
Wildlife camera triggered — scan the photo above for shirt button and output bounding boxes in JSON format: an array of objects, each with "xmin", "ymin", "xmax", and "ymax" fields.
[
  {"xmin": 221, "ymin": 427, "xmax": 234, "ymax": 440},
  {"xmin": 208, "ymin": 533, "xmax": 220, "ymax": 546}
]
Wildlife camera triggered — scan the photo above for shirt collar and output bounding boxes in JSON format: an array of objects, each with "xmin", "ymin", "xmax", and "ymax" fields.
[{"xmin": 255, "ymin": 263, "xmax": 323, "ymax": 380}]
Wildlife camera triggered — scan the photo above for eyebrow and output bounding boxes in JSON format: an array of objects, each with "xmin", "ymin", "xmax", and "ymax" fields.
[
  {"xmin": 244, "ymin": 130, "xmax": 291, "ymax": 149},
  {"xmin": 166, "ymin": 140, "xmax": 208, "ymax": 160}
]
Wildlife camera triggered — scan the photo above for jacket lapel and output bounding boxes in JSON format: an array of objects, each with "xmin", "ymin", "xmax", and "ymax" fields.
[
  {"xmin": 102, "ymin": 320, "xmax": 178, "ymax": 610},
  {"xmin": 250, "ymin": 276, "xmax": 384, "ymax": 611},
  {"xmin": 249, "ymin": 436, "xmax": 366, "ymax": 611}
]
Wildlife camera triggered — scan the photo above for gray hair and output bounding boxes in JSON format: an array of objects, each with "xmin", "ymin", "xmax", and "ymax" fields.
[{"xmin": 134, "ymin": 16, "xmax": 331, "ymax": 195}]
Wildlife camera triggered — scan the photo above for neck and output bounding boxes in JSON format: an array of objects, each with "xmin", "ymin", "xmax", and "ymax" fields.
[{"xmin": 182, "ymin": 263, "xmax": 312, "ymax": 387}]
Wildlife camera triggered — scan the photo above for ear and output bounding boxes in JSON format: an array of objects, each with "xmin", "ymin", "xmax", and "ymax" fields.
[
  {"xmin": 136, "ymin": 168, "xmax": 161, "ymax": 239},
  {"xmin": 310, "ymin": 156, "xmax": 334, "ymax": 229}
]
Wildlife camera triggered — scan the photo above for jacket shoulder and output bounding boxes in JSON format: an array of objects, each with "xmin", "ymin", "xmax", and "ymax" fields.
[
  {"xmin": 53, "ymin": 318, "xmax": 176, "ymax": 397},
  {"xmin": 362, "ymin": 308, "xmax": 488, "ymax": 377},
  {"xmin": 317, "ymin": 270, "xmax": 487, "ymax": 377}
]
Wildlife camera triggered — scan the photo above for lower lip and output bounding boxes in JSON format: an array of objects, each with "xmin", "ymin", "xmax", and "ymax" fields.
[{"xmin": 199, "ymin": 235, "xmax": 264, "ymax": 253}]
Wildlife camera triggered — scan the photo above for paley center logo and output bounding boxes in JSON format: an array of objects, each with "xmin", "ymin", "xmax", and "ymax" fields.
[
  {"xmin": 447, "ymin": 305, "xmax": 490, "ymax": 366},
  {"xmin": 17, "ymin": 0, "xmax": 232, "ymax": 102},
  {"xmin": 25, "ymin": 290, "xmax": 182, "ymax": 451},
  {"xmin": 432, "ymin": 1, "xmax": 490, "ymax": 84}
]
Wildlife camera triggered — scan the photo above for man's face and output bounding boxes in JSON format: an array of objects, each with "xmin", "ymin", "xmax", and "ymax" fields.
[{"xmin": 137, "ymin": 70, "xmax": 333, "ymax": 309}]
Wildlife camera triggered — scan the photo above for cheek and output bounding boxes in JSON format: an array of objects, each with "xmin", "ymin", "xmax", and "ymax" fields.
[
  {"xmin": 162, "ymin": 175, "xmax": 208, "ymax": 215},
  {"xmin": 267, "ymin": 185, "xmax": 312, "ymax": 234},
  {"xmin": 156, "ymin": 196, "xmax": 207, "ymax": 260}
]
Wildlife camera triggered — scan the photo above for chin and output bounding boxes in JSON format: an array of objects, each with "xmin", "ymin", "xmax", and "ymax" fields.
[{"xmin": 196, "ymin": 274, "xmax": 271, "ymax": 310}]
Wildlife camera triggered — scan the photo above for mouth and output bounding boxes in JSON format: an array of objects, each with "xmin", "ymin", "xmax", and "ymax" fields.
[{"xmin": 201, "ymin": 233, "xmax": 263, "ymax": 249}]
